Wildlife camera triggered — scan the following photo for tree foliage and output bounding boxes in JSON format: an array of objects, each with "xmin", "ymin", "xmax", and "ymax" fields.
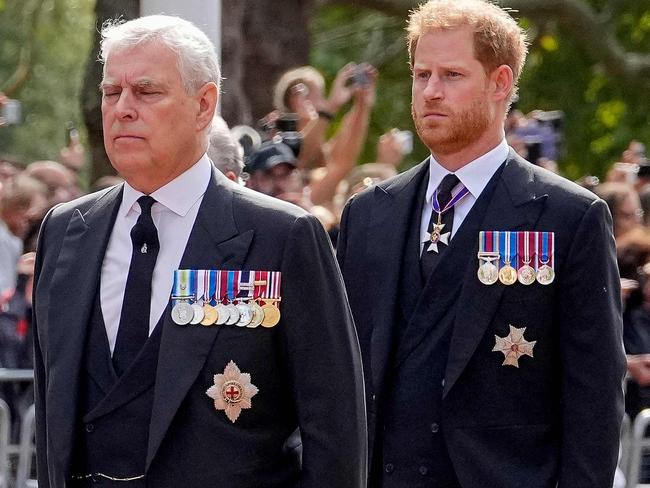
[
  {"xmin": 313, "ymin": 0, "xmax": 650, "ymax": 178},
  {"xmin": 0, "ymin": 0, "xmax": 95, "ymax": 166}
]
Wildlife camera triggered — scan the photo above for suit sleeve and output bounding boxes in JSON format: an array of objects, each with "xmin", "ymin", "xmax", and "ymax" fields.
[
  {"xmin": 557, "ymin": 198, "xmax": 625, "ymax": 487},
  {"xmin": 32, "ymin": 208, "xmax": 54, "ymax": 488},
  {"xmin": 280, "ymin": 213, "xmax": 367, "ymax": 488}
]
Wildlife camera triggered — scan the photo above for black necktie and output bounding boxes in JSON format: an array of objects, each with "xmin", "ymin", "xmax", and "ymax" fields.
[
  {"xmin": 420, "ymin": 173, "xmax": 460, "ymax": 279},
  {"xmin": 112, "ymin": 195, "xmax": 160, "ymax": 376}
]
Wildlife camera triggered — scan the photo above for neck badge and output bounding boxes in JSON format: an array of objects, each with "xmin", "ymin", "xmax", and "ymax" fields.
[{"xmin": 424, "ymin": 183, "xmax": 470, "ymax": 253}]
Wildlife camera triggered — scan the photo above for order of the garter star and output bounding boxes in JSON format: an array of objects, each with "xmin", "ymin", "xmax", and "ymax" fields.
[{"xmin": 206, "ymin": 360, "xmax": 259, "ymax": 423}]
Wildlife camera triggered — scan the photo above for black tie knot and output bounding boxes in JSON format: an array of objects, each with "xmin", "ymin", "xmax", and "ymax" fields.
[
  {"xmin": 137, "ymin": 195, "xmax": 156, "ymax": 216},
  {"xmin": 130, "ymin": 195, "xmax": 159, "ymax": 251},
  {"xmin": 437, "ymin": 173, "xmax": 460, "ymax": 208}
]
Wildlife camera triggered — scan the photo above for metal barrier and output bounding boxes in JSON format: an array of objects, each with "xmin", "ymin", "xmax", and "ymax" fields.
[
  {"xmin": 15, "ymin": 404, "xmax": 36, "ymax": 488},
  {"xmin": 0, "ymin": 369, "xmax": 35, "ymax": 488},
  {"xmin": 626, "ymin": 409, "xmax": 650, "ymax": 488},
  {"xmin": 0, "ymin": 399, "xmax": 11, "ymax": 488}
]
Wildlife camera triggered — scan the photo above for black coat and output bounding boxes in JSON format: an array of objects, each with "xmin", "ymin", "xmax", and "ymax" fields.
[
  {"xmin": 33, "ymin": 168, "xmax": 367, "ymax": 488},
  {"xmin": 338, "ymin": 151, "xmax": 625, "ymax": 487}
]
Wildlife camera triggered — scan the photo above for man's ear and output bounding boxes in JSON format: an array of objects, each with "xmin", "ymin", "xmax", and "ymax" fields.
[
  {"xmin": 490, "ymin": 65, "xmax": 514, "ymax": 103},
  {"xmin": 196, "ymin": 82, "xmax": 219, "ymax": 131}
]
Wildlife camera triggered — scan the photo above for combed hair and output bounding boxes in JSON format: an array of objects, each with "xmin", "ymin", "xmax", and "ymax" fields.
[
  {"xmin": 407, "ymin": 0, "xmax": 528, "ymax": 100},
  {"xmin": 207, "ymin": 116, "xmax": 244, "ymax": 177},
  {"xmin": 100, "ymin": 15, "xmax": 221, "ymax": 92}
]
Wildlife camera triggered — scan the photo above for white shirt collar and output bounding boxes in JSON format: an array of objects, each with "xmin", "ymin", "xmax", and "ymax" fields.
[
  {"xmin": 120, "ymin": 153, "xmax": 212, "ymax": 218},
  {"xmin": 425, "ymin": 139, "xmax": 509, "ymax": 203}
]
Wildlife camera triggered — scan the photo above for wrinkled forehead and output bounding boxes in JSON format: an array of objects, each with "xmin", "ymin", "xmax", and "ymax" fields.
[{"xmin": 102, "ymin": 41, "xmax": 181, "ymax": 84}]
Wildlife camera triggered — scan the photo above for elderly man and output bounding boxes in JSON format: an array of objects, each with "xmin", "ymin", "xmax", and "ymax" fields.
[
  {"xmin": 207, "ymin": 115, "xmax": 246, "ymax": 184},
  {"xmin": 33, "ymin": 15, "xmax": 365, "ymax": 488},
  {"xmin": 337, "ymin": 0, "xmax": 624, "ymax": 486}
]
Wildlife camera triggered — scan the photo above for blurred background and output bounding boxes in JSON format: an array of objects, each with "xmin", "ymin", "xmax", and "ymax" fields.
[{"xmin": 0, "ymin": 0, "xmax": 648, "ymax": 185}]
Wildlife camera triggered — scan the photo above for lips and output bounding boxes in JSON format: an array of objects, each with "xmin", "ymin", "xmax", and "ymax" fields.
[{"xmin": 114, "ymin": 134, "xmax": 145, "ymax": 142}]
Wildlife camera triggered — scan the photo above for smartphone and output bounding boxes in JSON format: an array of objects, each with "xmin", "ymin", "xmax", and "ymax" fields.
[
  {"xmin": 350, "ymin": 64, "xmax": 369, "ymax": 86},
  {"xmin": 0, "ymin": 99, "xmax": 22, "ymax": 125},
  {"xmin": 395, "ymin": 130, "xmax": 413, "ymax": 155}
]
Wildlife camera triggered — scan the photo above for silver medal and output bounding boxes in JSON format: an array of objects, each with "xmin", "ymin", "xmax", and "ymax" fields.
[{"xmin": 171, "ymin": 301, "xmax": 194, "ymax": 325}]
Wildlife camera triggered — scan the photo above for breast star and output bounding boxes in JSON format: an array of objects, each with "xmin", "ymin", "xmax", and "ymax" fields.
[{"xmin": 492, "ymin": 325, "xmax": 536, "ymax": 368}]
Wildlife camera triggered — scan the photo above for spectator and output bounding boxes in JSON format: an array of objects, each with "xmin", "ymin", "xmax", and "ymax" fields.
[
  {"xmin": 207, "ymin": 115, "xmax": 245, "ymax": 184},
  {"xmin": 595, "ymin": 182, "xmax": 643, "ymax": 239},
  {"xmin": 0, "ymin": 175, "xmax": 47, "ymax": 293},
  {"xmin": 24, "ymin": 160, "xmax": 81, "ymax": 207},
  {"xmin": 245, "ymin": 140, "xmax": 303, "ymax": 201},
  {"xmin": 272, "ymin": 63, "xmax": 378, "ymax": 209}
]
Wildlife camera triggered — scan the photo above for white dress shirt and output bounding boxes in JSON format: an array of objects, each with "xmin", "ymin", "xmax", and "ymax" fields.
[
  {"xmin": 100, "ymin": 154, "xmax": 212, "ymax": 353},
  {"xmin": 419, "ymin": 139, "xmax": 509, "ymax": 254}
]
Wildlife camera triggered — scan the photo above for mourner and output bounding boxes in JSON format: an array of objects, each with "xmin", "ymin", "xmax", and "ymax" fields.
[
  {"xmin": 337, "ymin": 0, "xmax": 625, "ymax": 486},
  {"xmin": 33, "ymin": 15, "xmax": 365, "ymax": 488}
]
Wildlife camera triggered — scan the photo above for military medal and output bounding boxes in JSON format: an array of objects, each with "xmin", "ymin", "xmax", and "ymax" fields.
[
  {"xmin": 171, "ymin": 269, "xmax": 194, "ymax": 325},
  {"xmin": 492, "ymin": 324, "xmax": 536, "ymax": 367},
  {"xmin": 214, "ymin": 270, "xmax": 230, "ymax": 325},
  {"xmin": 247, "ymin": 272, "xmax": 266, "ymax": 328},
  {"xmin": 261, "ymin": 271, "xmax": 281, "ymax": 328},
  {"xmin": 201, "ymin": 270, "xmax": 218, "ymax": 326},
  {"xmin": 517, "ymin": 231, "xmax": 536, "ymax": 285},
  {"xmin": 190, "ymin": 270, "xmax": 205, "ymax": 325},
  {"xmin": 498, "ymin": 231, "xmax": 518, "ymax": 286},
  {"xmin": 477, "ymin": 231, "xmax": 499, "ymax": 285},
  {"xmin": 235, "ymin": 271, "xmax": 254, "ymax": 327},
  {"xmin": 206, "ymin": 360, "xmax": 259, "ymax": 423},
  {"xmin": 536, "ymin": 231, "xmax": 555, "ymax": 285},
  {"xmin": 424, "ymin": 181, "xmax": 470, "ymax": 253},
  {"xmin": 225, "ymin": 270, "xmax": 241, "ymax": 325}
]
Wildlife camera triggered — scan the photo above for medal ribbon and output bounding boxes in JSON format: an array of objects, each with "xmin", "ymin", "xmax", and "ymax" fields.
[
  {"xmin": 195, "ymin": 270, "xmax": 205, "ymax": 303},
  {"xmin": 517, "ymin": 231, "xmax": 535, "ymax": 268},
  {"xmin": 206, "ymin": 270, "xmax": 216, "ymax": 304},
  {"xmin": 238, "ymin": 270, "xmax": 253, "ymax": 300},
  {"xmin": 219, "ymin": 270, "xmax": 228, "ymax": 304},
  {"xmin": 539, "ymin": 231, "xmax": 555, "ymax": 267},
  {"xmin": 269, "ymin": 271, "xmax": 282, "ymax": 301},
  {"xmin": 432, "ymin": 184, "xmax": 470, "ymax": 215},
  {"xmin": 172, "ymin": 269, "xmax": 192, "ymax": 301},
  {"xmin": 260, "ymin": 270, "xmax": 270, "ymax": 302},
  {"xmin": 226, "ymin": 270, "xmax": 240, "ymax": 303}
]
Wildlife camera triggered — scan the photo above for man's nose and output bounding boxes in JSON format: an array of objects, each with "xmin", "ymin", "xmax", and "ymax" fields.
[
  {"xmin": 114, "ymin": 91, "xmax": 137, "ymax": 120},
  {"xmin": 422, "ymin": 76, "xmax": 443, "ymax": 100}
]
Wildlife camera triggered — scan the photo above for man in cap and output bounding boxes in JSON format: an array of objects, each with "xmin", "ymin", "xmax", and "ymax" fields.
[{"xmin": 245, "ymin": 140, "xmax": 302, "ymax": 199}]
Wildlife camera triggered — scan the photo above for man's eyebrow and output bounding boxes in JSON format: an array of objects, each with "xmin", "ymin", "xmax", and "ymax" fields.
[{"xmin": 98, "ymin": 79, "xmax": 165, "ymax": 91}]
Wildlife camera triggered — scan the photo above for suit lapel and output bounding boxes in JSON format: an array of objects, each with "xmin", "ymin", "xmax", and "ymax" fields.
[
  {"xmin": 146, "ymin": 169, "xmax": 253, "ymax": 470},
  {"xmin": 47, "ymin": 185, "xmax": 122, "ymax": 471},
  {"xmin": 443, "ymin": 152, "xmax": 547, "ymax": 397},
  {"xmin": 368, "ymin": 162, "xmax": 428, "ymax": 401}
]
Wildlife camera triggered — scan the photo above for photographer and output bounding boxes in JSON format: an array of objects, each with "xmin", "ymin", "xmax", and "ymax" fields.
[{"xmin": 271, "ymin": 63, "xmax": 378, "ymax": 210}]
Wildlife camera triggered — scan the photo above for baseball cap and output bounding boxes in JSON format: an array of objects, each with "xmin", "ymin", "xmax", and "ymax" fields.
[{"xmin": 245, "ymin": 141, "xmax": 297, "ymax": 173}]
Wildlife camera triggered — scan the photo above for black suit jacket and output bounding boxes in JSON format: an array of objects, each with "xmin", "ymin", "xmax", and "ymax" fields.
[
  {"xmin": 33, "ymin": 168, "xmax": 367, "ymax": 488},
  {"xmin": 338, "ymin": 151, "xmax": 625, "ymax": 487}
]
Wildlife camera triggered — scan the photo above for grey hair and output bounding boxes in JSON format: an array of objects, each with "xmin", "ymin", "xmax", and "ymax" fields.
[
  {"xmin": 207, "ymin": 116, "xmax": 244, "ymax": 177},
  {"xmin": 100, "ymin": 15, "xmax": 221, "ymax": 92}
]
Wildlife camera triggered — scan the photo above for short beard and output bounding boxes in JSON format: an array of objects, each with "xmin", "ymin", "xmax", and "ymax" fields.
[{"xmin": 412, "ymin": 98, "xmax": 492, "ymax": 156}]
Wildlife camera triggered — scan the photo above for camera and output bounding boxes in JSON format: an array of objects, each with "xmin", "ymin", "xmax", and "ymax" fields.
[
  {"xmin": 257, "ymin": 113, "xmax": 303, "ymax": 158},
  {"xmin": 0, "ymin": 99, "xmax": 22, "ymax": 125},
  {"xmin": 350, "ymin": 64, "xmax": 370, "ymax": 87}
]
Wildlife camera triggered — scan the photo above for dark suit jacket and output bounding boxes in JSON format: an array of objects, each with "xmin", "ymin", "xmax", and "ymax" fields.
[
  {"xmin": 33, "ymin": 168, "xmax": 367, "ymax": 488},
  {"xmin": 337, "ymin": 151, "xmax": 625, "ymax": 487}
]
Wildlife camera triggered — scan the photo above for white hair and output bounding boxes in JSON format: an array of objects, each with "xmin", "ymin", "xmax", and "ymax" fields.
[
  {"xmin": 207, "ymin": 116, "xmax": 244, "ymax": 177},
  {"xmin": 100, "ymin": 15, "xmax": 221, "ymax": 92}
]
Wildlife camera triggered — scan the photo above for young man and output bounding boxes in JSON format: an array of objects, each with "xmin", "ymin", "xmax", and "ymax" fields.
[
  {"xmin": 33, "ymin": 15, "xmax": 365, "ymax": 488},
  {"xmin": 338, "ymin": 1, "xmax": 624, "ymax": 486}
]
